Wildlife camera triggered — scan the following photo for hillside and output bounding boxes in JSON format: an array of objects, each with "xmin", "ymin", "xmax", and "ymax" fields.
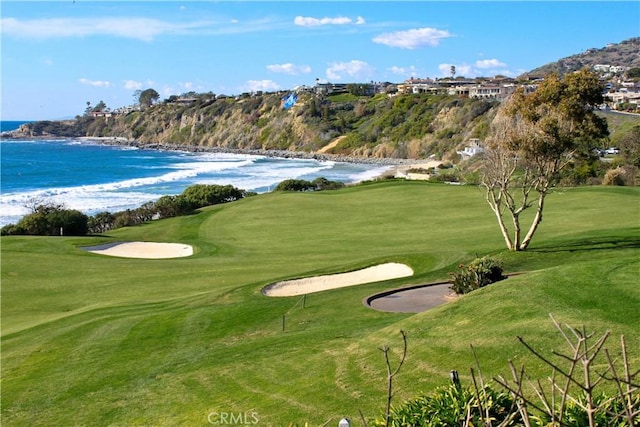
[
  {"xmin": 525, "ymin": 37, "xmax": 640, "ymax": 77},
  {"xmin": 8, "ymin": 38, "xmax": 639, "ymax": 162},
  {"xmin": 13, "ymin": 93, "xmax": 497, "ymax": 161}
]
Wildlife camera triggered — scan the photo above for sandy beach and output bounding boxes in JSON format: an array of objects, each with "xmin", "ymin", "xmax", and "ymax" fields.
[
  {"xmin": 262, "ymin": 263, "xmax": 414, "ymax": 297},
  {"xmin": 83, "ymin": 242, "xmax": 193, "ymax": 259}
]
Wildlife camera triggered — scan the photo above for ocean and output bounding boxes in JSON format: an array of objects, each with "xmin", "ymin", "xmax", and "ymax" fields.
[{"xmin": 0, "ymin": 121, "xmax": 392, "ymax": 227}]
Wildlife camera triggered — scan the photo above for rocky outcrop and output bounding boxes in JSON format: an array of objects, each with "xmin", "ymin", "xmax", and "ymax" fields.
[{"xmin": 9, "ymin": 93, "xmax": 498, "ymax": 161}]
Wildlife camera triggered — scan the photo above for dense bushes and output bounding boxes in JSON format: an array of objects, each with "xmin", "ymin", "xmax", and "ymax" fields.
[
  {"xmin": 374, "ymin": 383, "xmax": 517, "ymax": 426},
  {"xmin": 375, "ymin": 320, "xmax": 639, "ymax": 426},
  {"xmin": 450, "ymin": 256, "xmax": 506, "ymax": 294},
  {"xmin": 274, "ymin": 177, "xmax": 345, "ymax": 191},
  {"xmin": 108, "ymin": 184, "xmax": 254, "ymax": 229},
  {"xmin": 2, "ymin": 203, "xmax": 88, "ymax": 236},
  {"xmin": 2, "ymin": 178, "xmax": 346, "ymax": 236},
  {"xmin": 2, "ymin": 184, "xmax": 252, "ymax": 236},
  {"xmin": 181, "ymin": 184, "xmax": 247, "ymax": 207}
]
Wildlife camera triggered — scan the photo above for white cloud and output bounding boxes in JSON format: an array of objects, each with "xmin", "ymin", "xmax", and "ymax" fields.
[
  {"xmin": 267, "ymin": 63, "xmax": 312, "ymax": 75},
  {"xmin": 438, "ymin": 63, "xmax": 472, "ymax": 77},
  {"xmin": 79, "ymin": 78, "xmax": 111, "ymax": 88},
  {"xmin": 244, "ymin": 80, "xmax": 280, "ymax": 92},
  {"xmin": 373, "ymin": 27, "xmax": 451, "ymax": 49},
  {"xmin": 0, "ymin": 17, "xmax": 215, "ymax": 42},
  {"xmin": 326, "ymin": 60, "xmax": 375, "ymax": 81},
  {"xmin": 438, "ymin": 62, "xmax": 516, "ymax": 78},
  {"xmin": 475, "ymin": 59, "xmax": 507, "ymax": 69},
  {"xmin": 294, "ymin": 15, "xmax": 364, "ymax": 27},
  {"xmin": 389, "ymin": 65, "xmax": 418, "ymax": 76},
  {"xmin": 124, "ymin": 80, "xmax": 143, "ymax": 90},
  {"xmin": 181, "ymin": 81, "xmax": 194, "ymax": 90},
  {"xmin": 161, "ymin": 85, "xmax": 174, "ymax": 97}
]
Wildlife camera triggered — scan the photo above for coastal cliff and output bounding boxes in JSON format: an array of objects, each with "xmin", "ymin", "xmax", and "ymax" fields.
[{"xmin": 9, "ymin": 92, "xmax": 497, "ymax": 161}]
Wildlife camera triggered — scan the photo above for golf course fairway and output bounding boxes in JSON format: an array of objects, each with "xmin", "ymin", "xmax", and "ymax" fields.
[{"xmin": 2, "ymin": 181, "xmax": 639, "ymax": 425}]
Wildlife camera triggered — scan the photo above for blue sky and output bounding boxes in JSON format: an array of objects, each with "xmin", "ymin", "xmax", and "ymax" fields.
[{"xmin": 1, "ymin": 1, "xmax": 638, "ymax": 121}]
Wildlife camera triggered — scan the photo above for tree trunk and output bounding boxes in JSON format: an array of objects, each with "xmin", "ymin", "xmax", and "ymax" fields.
[
  {"xmin": 511, "ymin": 213, "xmax": 521, "ymax": 251},
  {"xmin": 492, "ymin": 207, "xmax": 516, "ymax": 251},
  {"xmin": 519, "ymin": 193, "xmax": 546, "ymax": 251},
  {"xmin": 486, "ymin": 188, "xmax": 517, "ymax": 250}
]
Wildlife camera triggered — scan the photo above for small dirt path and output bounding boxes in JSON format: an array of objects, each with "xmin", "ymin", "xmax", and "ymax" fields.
[{"xmin": 316, "ymin": 135, "xmax": 346, "ymax": 154}]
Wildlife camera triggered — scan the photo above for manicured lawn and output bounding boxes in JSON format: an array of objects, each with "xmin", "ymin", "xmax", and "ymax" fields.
[{"xmin": 2, "ymin": 181, "xmax": 639, "ymax": 425}]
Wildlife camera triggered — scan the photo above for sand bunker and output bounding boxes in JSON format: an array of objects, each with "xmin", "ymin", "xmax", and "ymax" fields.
[
  {"xmin": 83, "ymin": 242, "xmax": 193, "ymax": 259},
  {"xmin": 263, "ymin": 263, "xmax": 413, "ymax": 297}
]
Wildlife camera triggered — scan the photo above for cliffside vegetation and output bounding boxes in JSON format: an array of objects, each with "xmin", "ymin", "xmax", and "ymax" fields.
[
  {"xmin": 526, "ymin": 37, "xmax": 640, "ymax": 77},
  {"xmin": 18, "ymin": 92, "xmax": 498, "ymax": 162}
]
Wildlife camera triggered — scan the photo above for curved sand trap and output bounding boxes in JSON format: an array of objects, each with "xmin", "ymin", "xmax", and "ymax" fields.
[
  {"xmin": 263, "ymin": 263, "xmax": 413, "ymax": 297},
  {"xmin": 365, "ymin": 282, "xmax": 454, "ymax": 313},
  {"xmin": 83, "ymin": 242, "xmax": 193, "ymax": 259}
]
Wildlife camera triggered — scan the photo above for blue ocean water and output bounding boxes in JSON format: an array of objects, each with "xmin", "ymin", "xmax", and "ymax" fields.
[
  {"xmin": 1, "ymin": 120, "xmax": 32, "ymax": 132},
  {"xmin": 0, "ymin": 128, "xmax": 391, "ymax": 226}
]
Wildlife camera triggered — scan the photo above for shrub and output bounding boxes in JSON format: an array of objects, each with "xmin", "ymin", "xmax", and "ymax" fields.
[
  {"xmin": 88, "ymin": 212, "xmax": 115, "ymax": 234},
  {"xmin": 273, "ymin": 177, "xmax": 345, "ymax": 192},
  {"xmin": 181, "ymin": 184, "xmax": 246, "ymax": 208},
  {"xmin": 554, "ymin": 391, "xmax": 640, "ymax": 427},
  {"xmin": 602, "ymin": 167, "xmax": 626, "ymax": 186},
  {"xmin": 450, "ymin": 256, "xmax": 505, "ymax": 295},
  {"xmin": 374, "ymin": 383, "xmax": 517, "ymax": 427},
  {"xmin": 311, "ymin": 177, "xmax": 345, "ymax": 190},
  {"xmin": 153, "ymin": 195, "xmax": 193, "ymax": 219},
  {"xmin": 10, "ymin": 203, "xmax": 89, "ymax": 236},
  {"xmin": 274, "ymin": 179, "xmax": 316, "ymax": 192}
]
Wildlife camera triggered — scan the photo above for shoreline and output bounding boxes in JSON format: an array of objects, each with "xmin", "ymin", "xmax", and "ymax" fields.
[{"xmin": 1, "ymin": 133, "xmax": 418, "ymax": 167}]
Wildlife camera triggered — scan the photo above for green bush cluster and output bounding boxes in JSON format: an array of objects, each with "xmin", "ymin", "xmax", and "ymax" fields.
[
  {"xmin": 1, "ymin": 184, "xmax": 253, "ymax": 236},
  {"xmin": 375, "ymin": 383, "xmax": 518, "ymax": 426},
  {"xmin": 377, "ymin": 381, "xmax": 639, "ymax": 426},
  {"xmin": 1, "ymin": 203, "xmax": 88, "ymax": 236},
  {"xmin": 553, "ymin": 392, "xmax": 640, "ymax": 427},
  {"xmin": 273, "ymin": 177, "xmax": 345, "ymax": 192},
  {"xmin": 449, "ymin": 256, "xmax": 506, "ymax": 295}
]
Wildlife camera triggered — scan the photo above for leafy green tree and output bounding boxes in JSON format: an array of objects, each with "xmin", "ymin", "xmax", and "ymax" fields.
[
  {"xmin": 616, "ymin": 124, "xmax": 640, "ymax": 168},
  {"xmin": 181, "ymin": 184, "xmax": 245, "ymax": 208},
  {"xmin": 14, "ymin": 203, "xmax": 88, "ymax": 236},
  {"xmin": 311, "ymin": 177, "xmax": 345, "ymax": 190},
  {"xmin": 481, "ymin": 69, "xmax": 608, "ymax": 251},
  {"xmin": 88, "ymin": 211, "xmax": 115, "ymax": 234},
  {"xmin": 153, "ymin": 195, "xmax": 192, "ymax": 218},
  {"xmin": 138, "ymin": 88, "xmax": 160, "ymax": 108},
  {"xmin": 274, "ymin": 179, "xmax": 315, "ymax": 192},
  {"xmin": 92, "ymin": 100, "xmax": 107, "ymax": 112},
  {"xmin": 626, "ymin": 67, "xmax": 640, "ymax": 79}
]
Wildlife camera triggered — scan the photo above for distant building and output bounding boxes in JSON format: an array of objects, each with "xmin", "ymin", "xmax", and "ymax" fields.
[
  {"xmin": 457, "ymin": 138, "xmax": 484, "ymax": 160},
  {"xmin": 88, "ymin": 111, "xmax": 113, "ymax": 118},
  {"xmin": 315, "ymin": 83, "xmax": 348, "ymax": 95}
]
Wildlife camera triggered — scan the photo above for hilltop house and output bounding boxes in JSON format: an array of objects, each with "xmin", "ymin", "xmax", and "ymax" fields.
[{"xmin": 457, "ymin": 138, "xmax": 485, "ymax": 160}]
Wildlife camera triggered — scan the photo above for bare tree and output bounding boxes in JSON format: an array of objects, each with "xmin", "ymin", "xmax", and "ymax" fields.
[
  {"xmin": 380, "ymin": 330, "xmax": 408, "ymax": 427},
  {"xmin": 481, "ymin": 69, "xmax": 608, "ymax": 251},
  {"xmin": 494, "ymin": 315, "xmax": 639, "ymax": 427}
]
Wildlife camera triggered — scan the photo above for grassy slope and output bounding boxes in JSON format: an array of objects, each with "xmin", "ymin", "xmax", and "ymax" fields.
[{"xmin": 2, "ymin": 182, "xmax": 639, "ymax": 425}]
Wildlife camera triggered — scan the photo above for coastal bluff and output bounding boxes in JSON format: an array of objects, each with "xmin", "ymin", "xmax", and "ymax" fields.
[{"xmin": 3, "ymin": 92, "xmax": 498, "ymax": 162}]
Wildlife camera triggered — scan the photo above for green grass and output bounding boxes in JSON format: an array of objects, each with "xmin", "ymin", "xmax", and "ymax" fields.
[{"xmin": 2, "ymin": 181, "xmax": 639, "ymax": 426}]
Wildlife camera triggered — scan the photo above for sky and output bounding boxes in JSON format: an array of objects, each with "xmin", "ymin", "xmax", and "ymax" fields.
[{"xmin": 1, "ymin": 1, "xmax": 639, "ymax": 121}]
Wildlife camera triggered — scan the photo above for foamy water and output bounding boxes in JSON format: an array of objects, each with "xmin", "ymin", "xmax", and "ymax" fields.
[{"xmin": 0, "ymin": 138, "xmax": 390, "ymax": 226}]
